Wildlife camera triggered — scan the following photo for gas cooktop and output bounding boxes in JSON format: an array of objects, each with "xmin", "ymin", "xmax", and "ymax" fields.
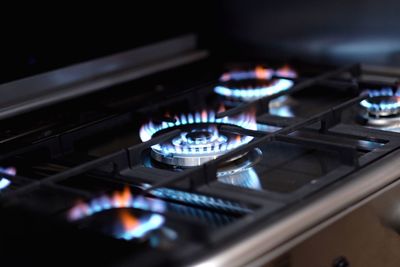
[{"xmin": 1, "ymin": 37, "xmax": 400, "ymax": 267}]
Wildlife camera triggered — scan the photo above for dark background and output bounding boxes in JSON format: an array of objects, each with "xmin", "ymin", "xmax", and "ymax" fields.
[{"xmin": 2, "ymin": 1, "xmax": 400, "ymax": 83}]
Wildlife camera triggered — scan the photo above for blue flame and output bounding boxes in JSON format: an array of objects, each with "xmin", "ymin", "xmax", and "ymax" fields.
[
  {"xmin": 0, "ymin": 178, "xmax": 11, "ymax": 190},
  {"xmin": 140, "ymin": 110, "xmax": 256, "ymax": 142},
  {"xmin": 360, "ymin": 88, "xmax": 400, "ymax": 112},
  {"xmin": 140, "ymin": 109, "xmax": 257, "ymax": 158},
  {"xmin": 68, "ymin": 187, "xmax": 166, "ymax": 221},
  {"xmin": 0, "ymin": 167, "xmax": 16, "ymax": 191},
  {"xmin": 118, "ymin": 214, "xmax": 165, "ymax": 240},
  {"xmin": 215, "ymin": 79, "xmax": 294, "ymax": 101},
  {"xmin": 214, "ymin": 66, "xmax": 296, "ymax": 101}
]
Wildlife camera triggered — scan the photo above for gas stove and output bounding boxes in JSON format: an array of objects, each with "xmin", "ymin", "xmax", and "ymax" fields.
[{"xmin": 1, "ymin": 35, "xmax": 400, "ymax": 267}]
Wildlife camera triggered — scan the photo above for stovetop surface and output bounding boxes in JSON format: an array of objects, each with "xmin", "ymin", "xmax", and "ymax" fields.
[{"xmin": 1, "ymin": 59, "xmax": 400, "ymax": 266}]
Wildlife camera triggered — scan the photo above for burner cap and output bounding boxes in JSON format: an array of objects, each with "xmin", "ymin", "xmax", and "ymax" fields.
[{"xmin": 186, "ymin": 129, "xmax": 216, "ymax": 144}]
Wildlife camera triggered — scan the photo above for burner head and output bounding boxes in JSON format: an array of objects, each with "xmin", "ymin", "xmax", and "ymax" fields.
[
  {"xmin": 361, "ymin": 95, "xmax": 400, "ymax": 117},
  {"xmin": 140, "ymin": 109, "xmax": 257, "ymax": 167},
  {"xmin": 67, "ymin": 187, "xmax": 167, "ymax": 241},
  {"xmin": 151, "ymin": 125, "xmax": 252, "ymax": 167},
  {"xmin": 214, "ymin": 65, "xmax": 296, "ymax": 102},
  {"xmin": 68, "ymin": 186, "xmax": 166, "ymax": 222},
  {"xmin": 359, "ymin": 88, "xmax": 400, "ymax": 130}
]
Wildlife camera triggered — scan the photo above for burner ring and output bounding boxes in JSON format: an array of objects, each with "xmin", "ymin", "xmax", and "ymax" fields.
[
  {"xmin": 357, "ymin": 88, "xmax": 400, "ymax": 130},
  {"xmin": 150, "ymin": 123, "xmax": 253, "ymax": 167},
  {"xmin": 214, "ymin": 66, "xmax": 296, "ymax": 102},
  {"xmin": 360, "ymin": 95, "xmax": 400, "ymax": 117},
  {"xmin": 140, "ymin": 108, "xmax": 257, "ymax": 168},
  {"xmin": 151, "ymin": 145, "xmax": 226, "ymax": 167}
]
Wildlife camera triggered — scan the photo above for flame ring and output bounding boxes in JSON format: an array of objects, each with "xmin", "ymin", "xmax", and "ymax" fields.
[
  {"xmin": 360, "ymin": 88, "xmax": 400, "ymax": 117},
  {"xmin": 214, "ymin": 66, "xmax": 296, "ymax": 101},
  {"xmin": 140, "ymin": 110, "xmax": 257, "ymax": 167}
]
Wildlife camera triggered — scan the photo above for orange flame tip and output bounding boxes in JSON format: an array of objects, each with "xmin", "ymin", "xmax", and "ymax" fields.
[{"xmin": 119, "ymin": 210, "xmax": 139, "ymax": 231}]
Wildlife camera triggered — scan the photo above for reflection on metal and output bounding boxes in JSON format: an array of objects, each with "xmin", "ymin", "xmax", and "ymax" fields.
[
  {"xmin": 218, "ymin": 167, "xmax": 261, "ymax": 190},
  {"xmin": 146, "ymin": 185, "xmax": 251, "ymax": 214},
  {"xmin": 217, "ymin": 148, "xmax": 262, "ymax": 190},
  {"xmin": 269, "ymin": 96, "xmax": 295, "ymax": 117}
]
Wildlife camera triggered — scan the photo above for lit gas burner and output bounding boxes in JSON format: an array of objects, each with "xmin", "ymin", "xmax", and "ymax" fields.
[
  {"xmin": 0, "ymin": 167, "xmax": 16, "ymax": 191},
  {"xmin": 214, "ymin": 65, "xmax": 297, "ymax": 102},
  {"xmin": 360, "ymin": 88, "xmax": 400, "ymax": 117},
  {"xmin": 359, "ymin": 88, "xmax": 400, "ymax": 130},
  {"xmin": 68, "ymin": 187, "xmax": 166, "ymax": 221},
  {"xmin": 68, "ymin": 187, "xmax": 167, "ymax": 241},
  {"xmin": 140, "ymin": 108, "xmax": 257, "ymax": 167}
]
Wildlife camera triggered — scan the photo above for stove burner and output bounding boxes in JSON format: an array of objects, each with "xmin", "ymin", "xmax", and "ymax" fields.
[
  {"xmin": 214, "ymin": 65, "xmax": 297, "ymax": 102},
  {"xmin": 0, "ymin": 167, "xmax": 16, "ymax": 191},
  {"xmin": 360, "ymin": 88, "xmax": 400, "ymax": 117},
  {"xmin": 140, "ymin": 108, "xmax": 257, "ymax": 167},
  {"xmin": 359, "ymin": 88, "xmax": 400, "ymax": 130},
  {"xmin": 68, "ymin": 186, "xmax": 166, "ymax": 221},
  {"xmin": 68, "ymin": 187, "xmax": 167, "ymax": 241}
]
